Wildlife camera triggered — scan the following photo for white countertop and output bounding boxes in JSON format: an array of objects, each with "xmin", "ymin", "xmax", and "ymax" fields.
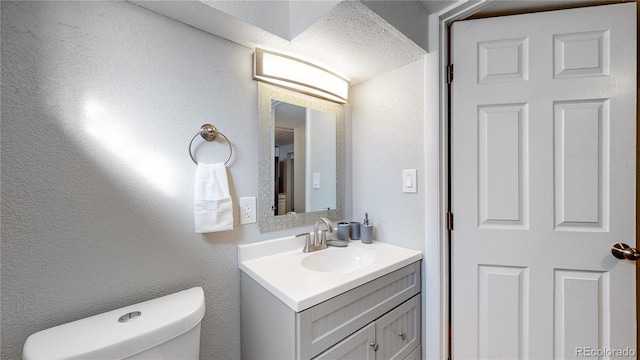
[{"xmin": 238, "ymin": 236, "xmax": 422, "ymax": 312}]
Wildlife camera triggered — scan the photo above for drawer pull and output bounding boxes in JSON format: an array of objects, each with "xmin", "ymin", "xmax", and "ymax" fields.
[
  {"xmin": 370, "ymin": 342, "xmax": 379, "ymax": 351},
  {"xmin": 398, "ymin": 332, "xmax": 407, "ymax": 341}
]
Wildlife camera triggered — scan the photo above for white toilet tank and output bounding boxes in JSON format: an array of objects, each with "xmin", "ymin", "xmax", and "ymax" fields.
[{"xmin": 23, "ymin": 287, "xmax": 205, "ymax": 360}]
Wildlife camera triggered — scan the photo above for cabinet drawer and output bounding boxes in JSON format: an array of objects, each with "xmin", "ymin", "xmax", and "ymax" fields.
[
  {"xmin": 298, "ymin": 262, "xmax": 420, "ymax": 359},
  {"xmin": 377, "ymin": 294, "xmax": 420, "ymax": 360},
  {"xmin": 314, "ymin": 323, "xmax": 376, "ymax": 360}
]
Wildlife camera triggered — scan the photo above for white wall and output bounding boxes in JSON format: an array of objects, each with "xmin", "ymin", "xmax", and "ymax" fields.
[
  {"xmin": 1, "ymin": 2, "xmax": 262, "ymax": 358},
  {"xmin": 350, "ymin": 58, "xmax": 426, "ymax": 251}
]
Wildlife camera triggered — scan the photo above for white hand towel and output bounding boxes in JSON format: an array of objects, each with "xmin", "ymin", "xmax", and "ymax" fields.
[{"xmin": 194, "ymin": 163, "xmax": 234, "ymax": 233}]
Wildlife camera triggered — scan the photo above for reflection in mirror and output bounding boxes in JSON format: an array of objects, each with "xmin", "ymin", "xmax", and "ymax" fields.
[
  {"xmin": 259, "ymin": 83, "xmax": 344, "ymax": 232},
  {"xmin": 273, "ymin": 101, "xmax": 336, "ymax": 215}
]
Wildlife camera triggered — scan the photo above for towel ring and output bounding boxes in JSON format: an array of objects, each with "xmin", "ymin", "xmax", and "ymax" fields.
[{"xmin": 189, "ymin": 124, "xmax": 232, "ymax": 165}]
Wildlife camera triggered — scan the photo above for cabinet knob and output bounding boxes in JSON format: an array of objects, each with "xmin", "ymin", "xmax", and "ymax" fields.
[
  {"xmin": 370, "ymin": 342, "xmax": 379, "ymax": 351},
  {"xmin": 398, "ymin": 332, "xmax": 407, "ymax": 341}
]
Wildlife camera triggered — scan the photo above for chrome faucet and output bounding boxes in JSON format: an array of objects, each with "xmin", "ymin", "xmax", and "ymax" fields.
[{"xmin": 297, "ymin": 218, "xmax": 334, "ymax": 253}]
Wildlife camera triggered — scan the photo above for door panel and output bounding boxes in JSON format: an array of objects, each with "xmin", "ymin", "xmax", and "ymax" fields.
[
  {"xmin": 478, "ymin": 37, "xmax": 528, "ymax": 83},
  {"xmin": 478, "ymin": 103, "xmax": 529, "ymax": 228},
  {"xmin": 553, "ymin": 99, "xmax": 609, "ymax": 231},
  {"xmin": 478, "ymin": 266, "xmax": 529, "ymax": 359},
  {"xmin": 553, "ymin": 30, "xmax": 609, "ymax": 78},
  {"xmin": 451, "ymin": 3, "xmax": 637, "ymax": 359},
  {"xmin": 554, "ymin": 270, "xmax": 609, "ymax": 358}
]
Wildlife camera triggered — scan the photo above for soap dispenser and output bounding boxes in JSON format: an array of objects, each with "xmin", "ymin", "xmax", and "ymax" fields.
[{"xmin": 361, "ymin": 212, "xmax": 374, "ymax": 244}]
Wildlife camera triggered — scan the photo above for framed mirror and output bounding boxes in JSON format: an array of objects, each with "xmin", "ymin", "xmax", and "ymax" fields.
[{"xmin": 258, "ymin": 82, "xmax": 344, "ymax": 232}]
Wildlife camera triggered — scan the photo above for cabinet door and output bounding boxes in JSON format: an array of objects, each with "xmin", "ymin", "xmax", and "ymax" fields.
[
  {"xmin": 402, "ymin": 345, "xmax": 421, "ymax": 360},
  {"xmin": 314, "ymin": 323, "xmax": 376, "ymax": 360},
  {"xmin": 376, "ymin": 295, "xmax": 420, "ymax": 360}
]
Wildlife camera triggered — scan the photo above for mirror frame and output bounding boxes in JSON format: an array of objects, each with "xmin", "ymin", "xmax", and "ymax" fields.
[{"xmin": 258, "ymin": 82, "xmax": 345, "ymax": 232}]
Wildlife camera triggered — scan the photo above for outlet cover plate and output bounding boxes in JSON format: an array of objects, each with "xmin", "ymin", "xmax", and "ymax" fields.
[{"xmin": 239, "ymin": 197, "xmax": 257, "ymax": 224}]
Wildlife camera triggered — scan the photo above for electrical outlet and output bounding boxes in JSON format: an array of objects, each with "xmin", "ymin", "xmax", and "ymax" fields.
[{"xmin": 239, "ymin": 197, "xmax": 256, "ymax": 224}]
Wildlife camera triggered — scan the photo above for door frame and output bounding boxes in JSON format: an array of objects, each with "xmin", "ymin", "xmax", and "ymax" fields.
[
  {"xmin": 424, "ymin": 2, "xmax": 494, "ymax": 358},
  {"xmin": 425, "ymin": 1, "xmax": 636, "ymax": 359}
]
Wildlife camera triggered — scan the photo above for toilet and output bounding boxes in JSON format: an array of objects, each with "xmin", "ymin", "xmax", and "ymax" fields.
[{"xmin": 23, "ymin": 287, "xmax": 205, "ymax": 360}]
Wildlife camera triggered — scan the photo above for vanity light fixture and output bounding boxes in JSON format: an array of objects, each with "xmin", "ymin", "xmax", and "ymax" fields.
[{"xmin": 253, "ymin": 48, "xmax": 349, "ymax": 104}]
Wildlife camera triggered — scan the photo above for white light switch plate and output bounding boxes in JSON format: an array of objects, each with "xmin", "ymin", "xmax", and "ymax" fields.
[
  {"xmin": 403, "ymin": 169, "xmax": 417, "ymax": 193},
  {"xmin": 313, "ymin": 172, "xmax": 320, "ymax": 189},
  {"xmin": 239, "ymin": 197, "xmax": 256, "ymax": 224}
]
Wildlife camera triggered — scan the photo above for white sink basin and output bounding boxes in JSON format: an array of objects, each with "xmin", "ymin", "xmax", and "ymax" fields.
[
  {"xmin": 238, "ymin": 237, "xmax": 422, "ymax": 311},
  {"xmin": 301, "ymin": 248, "xmax": 376, "ymax": 273}
]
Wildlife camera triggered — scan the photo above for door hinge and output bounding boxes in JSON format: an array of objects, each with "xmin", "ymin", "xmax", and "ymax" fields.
[
  {"xmin": 447, "ymin": 64, "xmax": 454, "ymax": 84},
  {"xmin": 446, "ymin": 211, "xmax": 454, "ymax": 231}
]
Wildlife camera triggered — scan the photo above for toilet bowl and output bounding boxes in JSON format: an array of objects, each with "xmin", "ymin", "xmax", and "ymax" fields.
[{"xmin": 23, "ymin": 287, "xmax": 205, "ymax": 360}]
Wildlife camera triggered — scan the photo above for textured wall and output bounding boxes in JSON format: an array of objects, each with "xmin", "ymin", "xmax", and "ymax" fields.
[
  {"xmin": 1, "ymin": 1, "xmax": 427, "ymax": 359},
  {"xmin": 1, "ymin": 2, "xmax": 261, "ymax": 358},
  {"xmin": 351, "ymin": 58, "xmax": 426, "ymax": 251}
]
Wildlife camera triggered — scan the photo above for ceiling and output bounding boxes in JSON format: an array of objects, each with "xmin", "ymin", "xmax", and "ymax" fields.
[
  {"xmin": 129, "ymin": 0, "xmax": 453, "ymax": 84},
  {"xmin": 129, "ymin": 0, "xmax": 626, "ymax": 86}
]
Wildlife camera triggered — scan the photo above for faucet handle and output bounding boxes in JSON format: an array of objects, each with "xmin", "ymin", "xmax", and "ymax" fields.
[
  {"xmin": 296, "ymin": 233, "xmax": 311, "ymax": 242},
  {"xmin": 320, "ymin": 229, "xmax": 328, "ymax": 244},
  {"xmin": 297, "ymin": 233, "xmax": 313, "ymax": 253}
]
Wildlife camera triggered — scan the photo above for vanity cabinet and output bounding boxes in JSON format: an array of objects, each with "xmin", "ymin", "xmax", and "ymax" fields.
[
  {"xmin": 315, "ymin": 294, "xmax": 420, "ymax": 360},
  {"xmin": 241, "ymin": 261, "xmax": 421, "ymax": 360}
]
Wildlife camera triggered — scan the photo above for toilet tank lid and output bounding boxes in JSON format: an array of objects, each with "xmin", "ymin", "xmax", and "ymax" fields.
[{"xmin": 23, "ymin": 287, "xmax": 205, "ymax": 360}]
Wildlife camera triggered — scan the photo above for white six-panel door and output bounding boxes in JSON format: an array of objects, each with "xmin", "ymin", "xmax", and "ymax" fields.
[{"xmin": 451, "ymin": 4, "xmax": 637, "ymax": 359}]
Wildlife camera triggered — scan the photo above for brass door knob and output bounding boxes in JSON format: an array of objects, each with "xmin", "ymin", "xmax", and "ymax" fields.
[{"xmin": 611, "ymin": 243, "xmax": 640, "ymax": 260}]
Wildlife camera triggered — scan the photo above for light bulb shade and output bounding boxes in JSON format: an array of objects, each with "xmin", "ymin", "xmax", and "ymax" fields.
[{"xmin": 253, "ymin": 48, "xmax": 349, "ymax": 104}]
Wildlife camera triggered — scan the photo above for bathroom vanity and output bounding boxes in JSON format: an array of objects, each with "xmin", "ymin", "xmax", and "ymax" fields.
[{"xmin": 238, "ymin": 237, "xmax": 422, "ymax": 360}]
